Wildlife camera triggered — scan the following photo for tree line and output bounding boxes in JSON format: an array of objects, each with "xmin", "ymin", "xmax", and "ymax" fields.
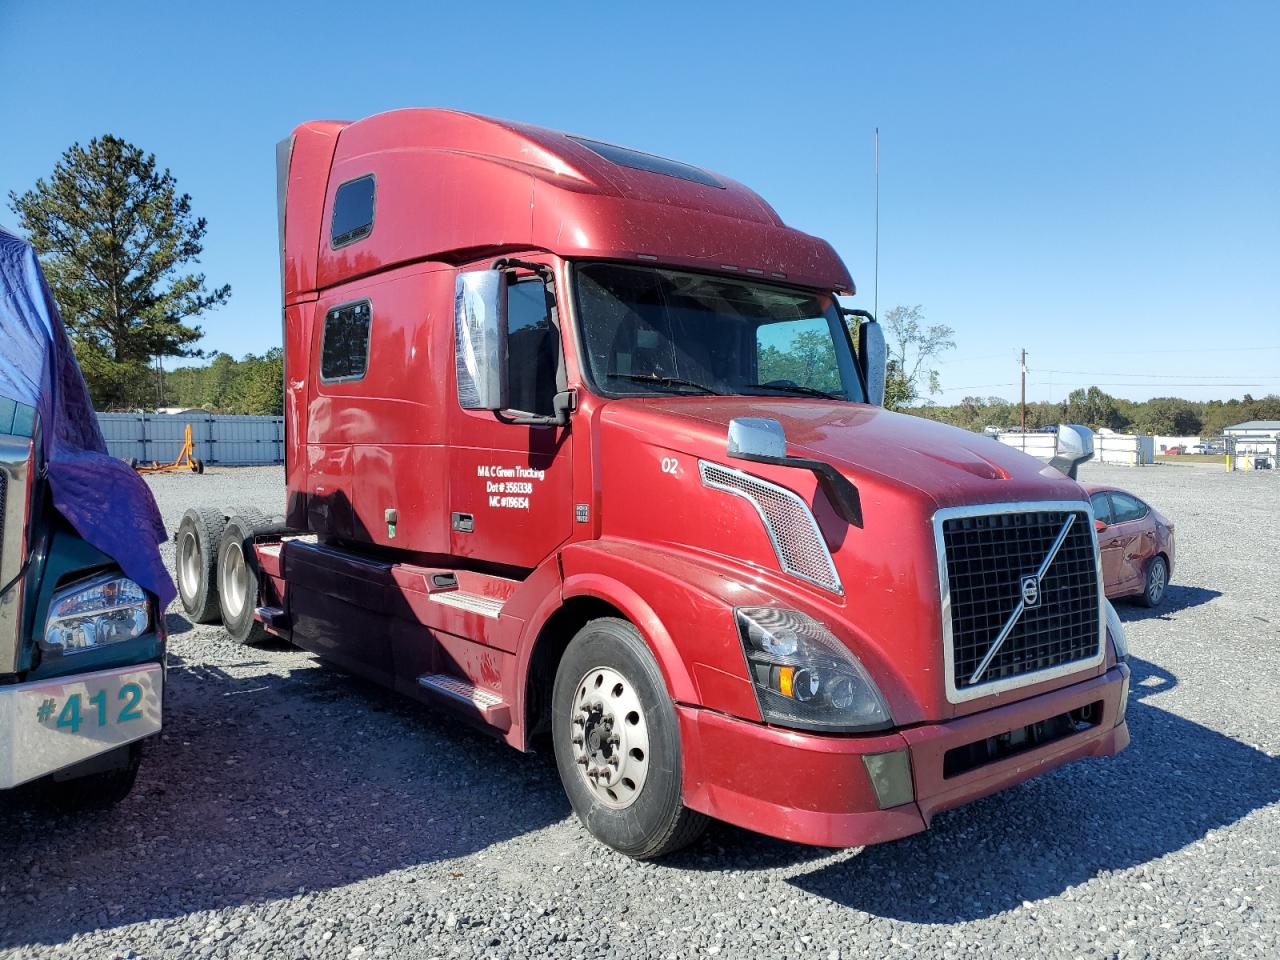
[
  {"xmin": 162, "ymin": 349, "xmax": 283, "ymax": 415},
  {"xmin": 909, "ymin": 388, "xmax": 1280, "ymax": 437},
  {"xmin": 7, "ymin": 135, "xmax": 1270, "ymax": 429}
]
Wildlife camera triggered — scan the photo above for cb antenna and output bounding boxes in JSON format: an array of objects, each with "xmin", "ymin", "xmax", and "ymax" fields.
[{"xmin": 873, "ymin": 127, "xmax": 880, "ymax": 321}]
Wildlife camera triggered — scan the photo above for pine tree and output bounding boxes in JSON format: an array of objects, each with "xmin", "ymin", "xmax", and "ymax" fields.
[{"xmin": 9, "ymin": 135, "xmax": 229, "ymax": 408}]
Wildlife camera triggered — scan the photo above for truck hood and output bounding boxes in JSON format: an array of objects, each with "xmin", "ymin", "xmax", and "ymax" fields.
[
  {"xmin": 606, "ymin": 396, "xmax": 1083, "ymax": 509},
  {"xmin": 595, "ymin": 397, "xmax": 1092, "ymax": 724}
]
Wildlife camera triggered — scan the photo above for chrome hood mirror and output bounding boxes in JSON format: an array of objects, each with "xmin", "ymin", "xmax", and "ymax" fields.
[
  {"xmin": 726, "ymin": 417, "xmax": 864, "ymax": 528},
  {"xmin": 454, "ymin": 269, "xmax": 509, "ymax": 411},
  {"xmin": 1049, "ymin": 424, "xmax": 1094, "ymax": 480},
  {"xmin": 727, "ymin": 417, "xmax": 787, "ymax": 460}
]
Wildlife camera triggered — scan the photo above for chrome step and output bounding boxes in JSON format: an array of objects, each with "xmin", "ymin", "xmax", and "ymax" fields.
[
  {"xmin": 417, "ymin": 673, "xmax": 511, "ymax": 730},
  {"xmin": 253, "ymin": 605, "xmax": 290, "ymax": 637},
  {"xmin": 428, "ymin": 590, "xmax": 504, "ymax": 619}
]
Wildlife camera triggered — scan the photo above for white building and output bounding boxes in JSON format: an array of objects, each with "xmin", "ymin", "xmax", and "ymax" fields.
[{"xmin": 1224, "ymin": 420, "xmax": 1280, "ymax": 454}]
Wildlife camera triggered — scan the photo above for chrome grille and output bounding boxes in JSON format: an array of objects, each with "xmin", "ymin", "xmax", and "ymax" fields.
[
  {"xmin": 937, "ymin": 503, "xmax": 1102, "ymax": 701},
  {"xmin": 700, "ymin": 461, "xmax": 841, "ymax": 594}
]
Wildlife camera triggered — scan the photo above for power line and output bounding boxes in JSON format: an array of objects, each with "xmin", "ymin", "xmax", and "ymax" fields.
[
  {"xmin": 1029, "ymin": 381, "xmax": 1280, "ymax": 388},
  {"xmin": 1039, "ymin": 369, "xmax": 1280, "ymax": 381}
]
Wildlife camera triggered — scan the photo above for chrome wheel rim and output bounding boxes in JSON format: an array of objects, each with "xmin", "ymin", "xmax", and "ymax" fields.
[
  {"xmin": 221, "ymin": 542, "xmax": 249, "ymax": 619},
  {"xmin": 570, "ymin": 666, "xmax": 650, "ymax": 809},
  {"xmin": 1148, "ymin": 560, "xmax": 1166, "ymax": 603},
  {"xmin": 177, "ymin": 531, "xmax": 200, "ymax": 604}
]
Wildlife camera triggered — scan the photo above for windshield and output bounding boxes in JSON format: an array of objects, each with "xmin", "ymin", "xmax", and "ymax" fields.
[{"xmin": 573, "ymin": 263, "xmax": 865, "ymax": 402}]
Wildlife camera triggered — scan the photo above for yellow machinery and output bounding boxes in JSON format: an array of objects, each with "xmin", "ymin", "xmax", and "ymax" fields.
[{"xmin": 132, "ymin": 423, "xmax": 204, "ymax": 474}]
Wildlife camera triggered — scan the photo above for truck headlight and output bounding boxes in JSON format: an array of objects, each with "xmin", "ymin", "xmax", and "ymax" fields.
[
  {"xmin": 1104, "ymin": 598, "xmax": 1128, "ymax": 661},
  {"xmin": 735, "ymin": 606, "xmax": 893, "ymax": 733},
  {"xmin": 42, "ymin": 573, "xmax": 150, "ymax": 654}
]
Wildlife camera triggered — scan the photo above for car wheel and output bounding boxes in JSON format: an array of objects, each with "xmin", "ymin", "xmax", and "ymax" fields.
[
  {"xmin": 1138, "ymin": 555, "xmax": 1168, "ymax": 608},
  {"xmin": 552, "ymin": 618, "xmax": 708, "ymax": 859}
]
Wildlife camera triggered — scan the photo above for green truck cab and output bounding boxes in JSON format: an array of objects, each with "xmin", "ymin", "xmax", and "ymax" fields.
[
  {"xmin": 1, "ymin": 229, "xmax": 170, "ymax": 807},
  {"xmin": 0, "ymin": 404, "xmax": 166, "ymax": 807}
]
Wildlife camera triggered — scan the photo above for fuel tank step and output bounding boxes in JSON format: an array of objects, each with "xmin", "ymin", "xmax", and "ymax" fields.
[
  {"xmin": 417, "ymin": 673, "xmax": 512, "ymax": 731},
  {"xmin": 253, "ymin": 605, "xmax": 291, "ymax": 638},
  {"xmin": 427, "ymin": 591, "xmax": 504, "ymax": 619}
]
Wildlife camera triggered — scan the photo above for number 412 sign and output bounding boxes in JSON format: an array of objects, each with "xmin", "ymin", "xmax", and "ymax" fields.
[{"xmin": 35, "ymin": 683, "xmax": 145, "ymax": 733}]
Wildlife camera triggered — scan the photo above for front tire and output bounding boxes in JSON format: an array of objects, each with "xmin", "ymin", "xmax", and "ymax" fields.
[
  {"xmin": 552, "ymin": 618, "xmax": 707, "ymax": 859},
  {"xmin": 1138, "ymin": 555, "xmax": 1168, "ymax": 608},
  {"xmin": 38, "ymin": 743, "xmax": 143, "ymax": 810}
]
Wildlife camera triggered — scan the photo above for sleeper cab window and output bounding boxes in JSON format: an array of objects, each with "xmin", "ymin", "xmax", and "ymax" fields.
[
  {"xmin": 320, "ymin": 301, "xmax": 372, "ymax": 383},
  {"xmin": 330, "ymin": 175, "xmax": 375, "ymax": 248}
]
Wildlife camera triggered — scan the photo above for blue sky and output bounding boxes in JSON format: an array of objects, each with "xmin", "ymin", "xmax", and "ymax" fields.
[{"xmin": 2, "ymin": 1, "xmax": 1276, "ymax": 403}]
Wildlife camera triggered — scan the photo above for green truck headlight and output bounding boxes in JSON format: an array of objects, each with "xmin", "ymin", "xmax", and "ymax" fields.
[{"xmin": 42, "ymin": 572, "xmax": 150, "ymax": 654}]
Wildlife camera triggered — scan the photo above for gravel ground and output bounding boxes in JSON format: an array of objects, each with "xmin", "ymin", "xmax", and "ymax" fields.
[{"xmin": 2, "ymin": 461, "xmax": 1277, "ymax": 959}]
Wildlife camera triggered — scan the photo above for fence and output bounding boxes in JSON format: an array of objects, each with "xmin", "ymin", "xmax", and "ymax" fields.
[
  {"xmin": 96, "ymin": 413, "xmax": 284, "ymax": 465},
  {"xmin": 996, "ymin": 430, "xmax": 1154, "ymax": 466},
  {"xmin": 1227, "ymin": 436, "xmax": 1278, "ymax": 472},
  {"xmin": 995, "ymin": 432, "xmax": 1057, "ymax": 459},
  {"xmin": 1094, "ymin": 432, "xmax": 1154, "ymax": 466}
]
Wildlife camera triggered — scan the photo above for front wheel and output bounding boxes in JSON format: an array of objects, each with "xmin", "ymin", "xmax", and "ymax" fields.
[
  {"xmin": 1138, "ymin": 555, "xmax": 1168, "ymax": 608},
  {"xmin": 552, "ymin": 618, "xmax": 707, "ymax": 859},
  {"xmin": 37, "ymin": 743, "xmax": 143, "ymax": 810}
]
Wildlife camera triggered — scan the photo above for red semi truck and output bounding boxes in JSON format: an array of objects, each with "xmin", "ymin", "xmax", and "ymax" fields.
[{"xmin": 176, "ymin": 109, "xmax": 1130, "ymax": 858}]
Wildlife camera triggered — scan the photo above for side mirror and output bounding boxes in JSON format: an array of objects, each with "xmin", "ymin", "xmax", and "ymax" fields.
[
  {"xmin": 1094, "ymin": 518, "xmax": 1107, "ymax": 532},
  {"xmin": 1049, "ymin": 424, "xmax": 1094, "ymax": 480},
  {"xmin": 454, "ymin": 270, "xmax": 508, "ymax": 411},
  {"xmin": 856, "ymin": 317, "xmax": 886, "ymax": 407}
]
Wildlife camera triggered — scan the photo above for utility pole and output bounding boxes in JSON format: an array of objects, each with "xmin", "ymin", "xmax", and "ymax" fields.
[{"xmin": 1020, "ymin": 349, "xmax": 1027, "ymax": 432}]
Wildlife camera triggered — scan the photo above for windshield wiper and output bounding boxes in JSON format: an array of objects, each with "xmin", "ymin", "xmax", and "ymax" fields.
[
  {"xmin": 608, "ymin": 373, "xmax": 721, "ymax": 395},
  {"xmin": 744, "ymin": 382, "xmax": 841, "ymax": 400}
]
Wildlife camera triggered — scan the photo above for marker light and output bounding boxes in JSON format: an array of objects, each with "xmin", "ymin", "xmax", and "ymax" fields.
[
  {"xmin": 735, "ymin": 607, "xmax": 893, "ymax": 733},
  {"xmin": 1104, "ymin": 598, "xmax": 1129, "ymax": 661}
]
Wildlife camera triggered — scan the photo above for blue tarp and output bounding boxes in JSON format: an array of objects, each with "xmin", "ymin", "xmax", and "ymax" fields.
[{"xmin": 0, "ymin": 226, "xmax": 175, "ymax": 609}]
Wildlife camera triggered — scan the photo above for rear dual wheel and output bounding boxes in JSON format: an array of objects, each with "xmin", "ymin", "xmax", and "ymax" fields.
[
  {"xmin": 552, "ymin": 618, "xmax": 707, "ymax": 859},
  {"xmin": 216, "ymin": 515, "xmax": 269, "ymax": 645},
  {"xmin": 175, "ymin": 506, "xmax": 271, "ymax": 645}
]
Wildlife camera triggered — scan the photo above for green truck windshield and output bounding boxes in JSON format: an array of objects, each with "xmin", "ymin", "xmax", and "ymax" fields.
[{"xmin": 574, "ymin": 263, "xmax": 864, "ymax": 402}]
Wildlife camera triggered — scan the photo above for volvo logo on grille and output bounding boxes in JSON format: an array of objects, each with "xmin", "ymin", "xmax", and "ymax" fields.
[
  {"xmin": 967, "ymin": 513, "xmax": 1077, "ymax": 686},
  {"xmin": 1020, "ymin": 575, "xmax": 1041, "ymax": 608}
]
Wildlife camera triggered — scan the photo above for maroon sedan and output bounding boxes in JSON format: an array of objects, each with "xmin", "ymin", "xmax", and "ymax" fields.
[{"xmin": 1084, "ymin": 484, "xmax": 1176, "ymax": 606}]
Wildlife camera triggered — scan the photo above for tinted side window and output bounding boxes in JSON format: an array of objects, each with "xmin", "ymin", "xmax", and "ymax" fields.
[
  {"xmin": 331, "ymin": 175, "xmax": 375, "ymax": 247},
  {"xmin": 1090, "ymin": 493, "xmax": 1113, "ymax": 524},
  {"xmin": 506, "ymin": 280, "xmax": 558, "ymax": 416},
  {"xmin": 1111, "ymin": 492, "xmax": 1147, "ymax": 524},
  {"xmin": 321, "ymin": 301, "xmax": 371, "ymax": 382}
]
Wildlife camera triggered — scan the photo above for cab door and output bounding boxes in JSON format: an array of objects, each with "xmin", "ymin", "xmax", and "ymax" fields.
[{"xmin": 447, "ymin": 263, "xmax": 573, "ymax": 571}]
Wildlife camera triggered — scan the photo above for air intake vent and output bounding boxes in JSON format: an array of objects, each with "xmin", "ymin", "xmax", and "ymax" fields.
[{"xmin": 700, "ymin": 461, "xmax": 841, "ymax": 594}]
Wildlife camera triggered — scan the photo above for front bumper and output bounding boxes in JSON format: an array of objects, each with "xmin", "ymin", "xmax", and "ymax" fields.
[
  {"xmin": 679, "ymin": 665, "xmax": 1129, "ymax": 847},
  {"xmin": 0, "ymin": 662, "xmax": 163, "ymax": 789}
]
